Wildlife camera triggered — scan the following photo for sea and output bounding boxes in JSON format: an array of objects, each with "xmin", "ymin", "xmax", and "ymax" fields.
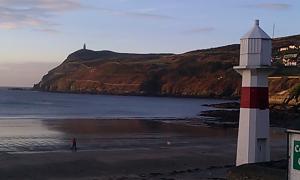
[
  {"xmin": 0, "ymin": 88, "xmax": 285, "ymax": 156},
  {"xmin": 0, "ymin": 88, "xmax": 227, "ymax": 119}
]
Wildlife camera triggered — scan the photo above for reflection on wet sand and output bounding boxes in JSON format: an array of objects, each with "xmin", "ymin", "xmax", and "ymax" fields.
[
  {"xmin": 43, "ymin": 119, "xmax": 237, "ymax": 137},
  {"xmin": 0, "ymin": 119, "xmax": 63, "ymax": 152},
  {"xmin": 0, "ymin": 119, "xmax": 60, "ymax": 137},
  {"xmin": 0, "ymin": 118, "xmax": 287, "ymax": 158},
  {"xmin": 40, "ymin": 119, "xmax": 239, "ymax": 153}
]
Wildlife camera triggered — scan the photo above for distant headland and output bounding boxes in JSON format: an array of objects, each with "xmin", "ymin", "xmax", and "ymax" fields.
[{"xmin": 34, "ymin": 35, "xmax": 300, "ymax": 103}]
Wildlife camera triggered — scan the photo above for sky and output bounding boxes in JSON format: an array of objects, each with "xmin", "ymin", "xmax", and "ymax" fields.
[{"xmin": 0, "ymin": 0, "xmax": 300, "ymax": 87}]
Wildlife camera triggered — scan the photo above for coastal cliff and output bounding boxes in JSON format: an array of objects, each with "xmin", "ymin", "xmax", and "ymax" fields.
[{"xmin": 34, "ymin": 35, "xmax": 300, "ymax": 100}]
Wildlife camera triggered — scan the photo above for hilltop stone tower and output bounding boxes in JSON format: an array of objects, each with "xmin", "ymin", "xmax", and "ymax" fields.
[
  {"xmin": 234, "ymin": 20, "xmax": 273, "ymax": 166},
  {"xmin": 83, "ymin": 43, "xmax": 86, "ymax": 50}
]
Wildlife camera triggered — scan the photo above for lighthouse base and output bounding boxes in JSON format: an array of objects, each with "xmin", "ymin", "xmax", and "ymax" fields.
[{"xmin": 236, "ymin": 108, "xmax": 270, "ymax": 166}]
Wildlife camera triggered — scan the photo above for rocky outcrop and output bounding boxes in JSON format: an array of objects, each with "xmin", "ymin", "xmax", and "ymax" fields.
[{"xmin": 269, "ymin": 76, "xmax": 300, "ymax": 105}]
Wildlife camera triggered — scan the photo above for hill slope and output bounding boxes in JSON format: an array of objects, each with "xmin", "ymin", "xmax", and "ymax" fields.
[{"xmin": 34, "ymin": 35, "xmax": 300, "ymax": 99}]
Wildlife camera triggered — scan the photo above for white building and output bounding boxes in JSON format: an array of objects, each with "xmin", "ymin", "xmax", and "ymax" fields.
[
  {"xmin": 280, "ymin": 47, "xmax": 289, "ymax": 52},
  {"xmin": 289, "ymin": 45, "xmax": 297, "ymax": 49},
  {"xmin": 283, "ymin": 54, "xmax": 299, "ymax": 66}
]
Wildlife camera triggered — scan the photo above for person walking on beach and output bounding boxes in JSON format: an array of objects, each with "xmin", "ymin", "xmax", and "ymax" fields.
[{"xmin": 71, "ymin": 138, "xmax": 77, "ymax": 151}]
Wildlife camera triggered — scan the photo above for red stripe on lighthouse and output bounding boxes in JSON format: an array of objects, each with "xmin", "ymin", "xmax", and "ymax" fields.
[{"xmin": 240, "ymin": 87, "xmax": 269, "ymax": 109}]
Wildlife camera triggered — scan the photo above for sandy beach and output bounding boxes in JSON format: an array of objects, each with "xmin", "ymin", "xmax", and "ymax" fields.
[{"xmin": 0, "ymin": 119, "xmax": 287, "ymax": 180}]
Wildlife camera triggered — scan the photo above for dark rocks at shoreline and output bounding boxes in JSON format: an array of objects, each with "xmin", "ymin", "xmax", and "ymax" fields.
[
  {"xmin": 7, "ymin": 87, "xmax": 32, "ymax": 91},
  {"xmin": 200, "ymin": 102, "xmax": 240, "ymax": 128},
  {"xmin": 203, "ymin": 102, "xmax": 240, "ymax": 109},
  {"xmin": 200, "ymin": 110, "xmax": 239, "ymax": 128},
  {"xmin": 201, "ymin": 102, "xmax": 300, "ymax": 129}
]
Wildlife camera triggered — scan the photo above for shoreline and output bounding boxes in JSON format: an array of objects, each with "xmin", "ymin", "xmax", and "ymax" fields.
[
  {"xmin": 0, "ymin": 117, "xmax": 239, "ymax": 153},
  {"xmin": 26, "ymin": 88, "xmax": 241, "ymax": 100}
]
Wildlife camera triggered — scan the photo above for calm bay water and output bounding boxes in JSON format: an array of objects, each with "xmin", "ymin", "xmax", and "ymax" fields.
[{"xmin": 0, "ymin": 88, "xmax": 228, "ymax": 119}]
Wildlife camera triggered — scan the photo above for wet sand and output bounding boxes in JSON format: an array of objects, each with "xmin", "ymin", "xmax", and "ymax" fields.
[
  {"xmin": 0, "ymin": 119, "xmax": 287, "ymax": 179},
  {"xmin": 0, "ymin": 147, "xmax": 234, "ymax": 179}
]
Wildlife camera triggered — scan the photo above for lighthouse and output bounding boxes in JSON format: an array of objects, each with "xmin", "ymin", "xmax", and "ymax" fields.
[{"xmin": 234, "ymin": 20, "xmax": 273, "ymax": 166}]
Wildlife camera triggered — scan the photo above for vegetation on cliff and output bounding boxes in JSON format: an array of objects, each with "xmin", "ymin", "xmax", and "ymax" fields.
[{"xmin": 284, "ymin": 83, "xmax": 300, "ymax": 108}]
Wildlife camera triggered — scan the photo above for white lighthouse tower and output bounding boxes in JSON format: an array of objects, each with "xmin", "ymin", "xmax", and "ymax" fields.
[{"xmin": 234, "ymin": 20, "xmax": 273, "ymax": 166}]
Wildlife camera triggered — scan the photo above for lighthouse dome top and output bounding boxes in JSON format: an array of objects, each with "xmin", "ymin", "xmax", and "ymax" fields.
[{"xmin": 241, "ymin": 20, "xmax": 271, "ymax": 40}]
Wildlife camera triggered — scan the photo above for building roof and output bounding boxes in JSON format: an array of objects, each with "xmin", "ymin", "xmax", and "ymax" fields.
[{"xmin": 241, "ymin": 20, "xmax": 271, "ymax": 40}]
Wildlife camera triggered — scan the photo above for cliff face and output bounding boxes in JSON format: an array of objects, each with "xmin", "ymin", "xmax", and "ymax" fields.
[
  {"xmin": 34, "ymin": 35, "xmax": 300, "ymax": 99},
  {"xmin": 34, "ymin": 45, "xmax": 241, "ymax": 98}
]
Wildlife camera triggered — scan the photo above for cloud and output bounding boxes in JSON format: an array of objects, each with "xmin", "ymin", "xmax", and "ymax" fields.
[
  {"xmin": 0, "ymin": 0, "xmax": 85, "ymax": 31},
  {"xmin": 0, "ymin": 0, "xmax": 174, "ymax": 32},
  {"xmin": 184, "ymin": 27, "xmax": 215, "ymax": 34},
  {"xmin": 96, "ymin": 7, "xmax": 175, "ymax": 20},
  {"xmin": 247, "ymin": 3, "xmax": 291, "ymax": 10},
  {"xmin": 121, "ymin": 11, "xmax": 174, "ymax": 20},
  {"xmin": 0, "ymin": 0, "xmax": 83, "ymax": 12},
  {"xmin": 34, "ymin": 28, "xmax": 60, "ymax": 34}
]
